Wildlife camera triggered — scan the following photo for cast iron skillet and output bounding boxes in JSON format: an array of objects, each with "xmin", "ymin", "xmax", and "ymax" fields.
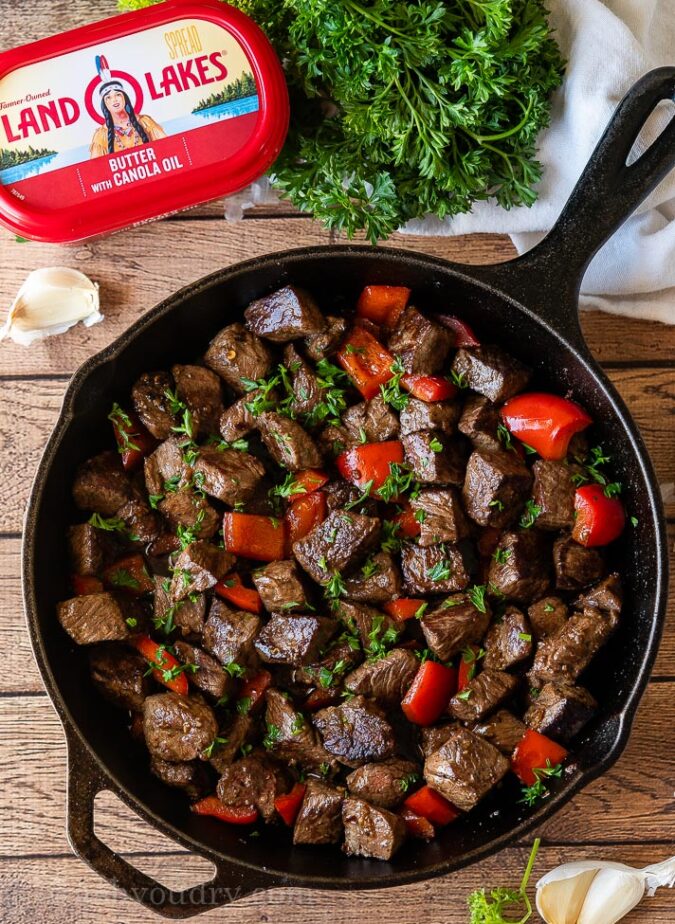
[{"xmin": 23, "ymin": 68, "xmax": 674, "ymax": 918}]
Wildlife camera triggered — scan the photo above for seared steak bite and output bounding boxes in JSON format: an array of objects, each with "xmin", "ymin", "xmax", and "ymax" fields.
[
  {"xmin": 419, "ymin": 724, "xmax": 457, "ymax": 758},
  {"xmin": 57, "ymin": 593, "xmax": 130, "ymax": 645},
  {"xmin": 553, "ymin": 536, "xmax": 605, "ymax": 590},
  {"xmin": 73, "ymin": 451, "xmax": 134, "ymax": 515},
  {"xmin": 174, "ymin": 641, "xmax": 232, "ymax": 701},
  {"xmin": 143, "ymin": 692, "xmax": 218, "ymax": 762},
  {"xmin": 144, "ymin": 436, "xmax": 190, "ymax": 497},
  {"xmin": 529, "ymin": 608, "xmax": 618, "ymax": 687},
  {"xmin": 532, "ymin": 460, "xmax": 577, "ymax": 530},
  {"xmin": 116, "ymin": 497, "xmax": 161, "ymax": 544},
  {"xmin": 68, "ymin": 522, "xmax": 113, "ymax": 576},
  {"xmin": 346, "ymin": 758, "xmax": 419, "ymax": 810},
  {"xmin": 323, "ymin": 479, "xmax": 378, "ymax": 515},
  {"xmin": 203, "ymin": 599, "xmax": 261, "ymax": 667},
  {"xmin": 525, "ymin": 680, "xmax": 597, "ymax": 743},
  {"xmin": 294, "ymin": 639, "xmax": 362, "ymax": 688},
  {"xmin": 219, "ymin": 391, "xmax": 263, "ymax": 443},
  {"xmin": 575, "ymin": 573, "xmax": 622, "ymax": 615},
  {"xmin": 401, "ymin": 542, "xmax": 471, "ymax": 595},
  {"xmin": 171, "ymin": 364, "xmax": 223, "ymax": 437},
  {"xmin": 473, "ymin": 709, "xmax": 526, "ymax": 755},
  {"xmin": 488, "ymin": 530, "xmax": 550, "ymax": 602},
  {"xmin": 265, "ymin": 688, "xmax": 336, "ymax": 769},
  {"xmin": 448, "ymin": 670, "xmax": 518, "ymax": 722},
  {"xmin": 411, "ymin": 487, "xmax": 469, "ymax": 546},
  {"xmin": 305, "ymin": 314, "xmax": 348, "ymax": 362},
  {"xmin": 402, "ymin": 431, "xmax": 465, "ymax": 484},
  {"xmin": 193, "ymin": 448, "xmax": 266, "ymax": 505},
  {"xmin": 252, "ymin": 560, "xmax": 311, "ymax": 614},
  {"xmin": 336, "ymin": 602, "xmax": 399, "ymax": 653},
  {"xmin": 254, "ymin": 614, "xmax": 336, "ymax": 666},
  {"xmin": 420, "ymin": 596, "xmax": 490, "ymax": 661},
  {"xmin": 483, "ymin": 606, "xmax": 533, "ymax": 671},
  {"xmin": 342, "ymin": 798, "xmax": 407, "ymax": 860},
  {"xmin": 343, "ymin": 396, "xmax": 399, "ymax": 443},
  {"xmin": 153, "ymin": 575, "xmax": 206, "ymax": 638},
  {"xmin": 399, "ymin": 396, "xmax": 460, "ymax": 436},
  {"xmin": 245, "ymin": 285, "xmax": 326, "ymax": 342},
  {"xmin": 462, "ymin": 450, "xmax": 532, "ymax": 528},
  {"xmin": 204, "ymin": 322, "xmax": 273, "ymax": 393},
  {"xmin": 283, "ymin": 343, "xmax": 325, "ymax": 418},
  {"xmin": 343, "ymin": 551, "xmax": 402, "ymax": 604},
  {"xmin": 208, "ymin": 714, "xmax": 256, "ymax": 773},
  {"xmin": 293, "ymin": 510, "xmax": 381, "ymax": 585},
  {"xmin": 169, "ymin": 542, "xmax": 234, "ymax": 602},
  {"xmin": 217, "ymin": 755, "xmax": 288, "ymax": 821},
  {"xmin": 293, "ymin": 780, "xmax": 344, "ymax": 845},
  {"xmin": 89, "ymin": 646, "xmax": 149, "ymax": 711},
  {"xmin": 388, "ymin": 306, "xmax": 453, "ymax": 374},
  {"xmin": 451, "ymin": 346, "xmax": 531, "ymax": 404},
  {"xmin": 318, "ymin": 424, "xmax": 357, "ymax": 458},
  {"xmin": 131, "ymin": 370, "xmax": 177, "ymax": 439},
  {"xmin": 343, "ymin": 648, "xmax": 419, "ymax": 705},
  {"xmin": 458, "ymin": 394, "xmax": 501, "ymax": 452},
  {"xmin": 528, "ymin": 596, "xmax": 569, "ymax": 639},
  {"xmin": 423, "ymin": 726, "xmax": 509, "ymax": 811},
  {"xmin": 258, "ymin": 412, "xmax": 323, "ymax": 471},
  {"xmin": 150, "ymin": 757, "xmax": 209, "ymax": 801},
  {"xmin": 313, "ymin": 696, "xmax": 395, "ymax": 767},
  {"xmin": 158, "ymin": 489, "xmax": 219, "ymax": 539}
]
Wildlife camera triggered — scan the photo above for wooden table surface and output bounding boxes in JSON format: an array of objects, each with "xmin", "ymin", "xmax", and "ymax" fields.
[{"xmin": 2, "ymin": 2, "xmax": 674, "ymax": 921}]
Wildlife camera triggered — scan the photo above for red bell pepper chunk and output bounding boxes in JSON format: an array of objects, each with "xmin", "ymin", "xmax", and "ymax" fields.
[
  {"xmin": 222, "ymin": 512, "xmax": 287, "ymax": 562},
  {"xmin": 103, "ymin": 554, "xmax": 154, "ymax": 595},
  {"xmin": 191, "ymin": 796, "xmax": 258, "ymax": 825},
  {"xmin": 401, "ymin": 660, "xmax": 458, "ymax": 726},
  {"xmin": 285, "ymin": 491, "xmax": 328, "ymax": 545},
  {"xmin": 71, "ymin": 574, "xmax": 104, "ymax": 596},
  {"xmin": 131, "ymin": 634, "xmax": 190, "ymax": 696},
  {"xmin": 214, "ymin": 573, "xmax": 262, "ymax": 614},
  {"xmin": 274, "ymin": 782, "xmax": 307, "ymax": 827},
  {"xmin": 336, "ymin": 326, "xmax": 395, "ymax": 400},
  {"xmin": 512, "ymin": 729, "xmax": 569, "ymax": 786},
  {"xmin": 109, "ymin": 404, "xmax": 156, "ymax": 472},
  {"xmin": 392, "ymin": 501, "xmax": 421, "ymax": 538},
  {"xmin": 500, "ymin": 392, "xmax": 593, "ymax": 461},
  {"xmin": 435, "ymin": 314, "xmax": 480, "ymax": 347},
  {"xmin": 402, "ymin": 374, "xmax": 457, "ymax": 403},
  {"xmin": 457, "ymin": 644, "xmax": 482, "ymax": 691},
  {"xmin": 336, "ymin": 440, "xmax": 404, "ymax": 492},
  {"xmin": 238, "ymin": 669, "xmax": 272, "ymax": 713},
  {"xmin": 383, "ymin": 598, "xmax": 426, "ymax": 622},
  {"xmin": 403, "ymin": 785, "xmax": 460, "ymax": 826},
  {"xmin": 400, "ymin": 806, "xmax": 436, "ymax": 840},
  {"xmin": 572, "ymin": 485, "xmax": 626, "ymax": 547},
  {"xmin": 356, "ymin": 285, "xmax": 411, "ymax": 327},
  {"xmin": 287, "ymin": 468, "xmax": 329, "ymax": 502}
]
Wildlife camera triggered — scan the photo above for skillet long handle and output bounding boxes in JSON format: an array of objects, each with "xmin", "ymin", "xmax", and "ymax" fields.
[{"xmin": 477, "ymin": 66, "xmax": 675, "ymax": 342}]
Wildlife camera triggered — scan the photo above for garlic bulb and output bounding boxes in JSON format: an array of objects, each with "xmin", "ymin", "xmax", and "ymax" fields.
[
  {"xmin": 536, "ymin": 855, "xmax": 675, "ymax": 924},
  {"xmin": 0, "ymin": 267, "xmax": 102, "ymax": 346}
]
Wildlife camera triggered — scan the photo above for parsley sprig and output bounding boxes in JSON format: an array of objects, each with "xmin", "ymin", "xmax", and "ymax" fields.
[
  {"xmin": 468, "ymin": 839, "xmax": 541, "ymax": 924},
  {"xmin": 571, "ymin": 445, "xmax": 622, "ymax": 498},
  {"xmin": 519, "ymin": 760, "xmax": 563, "ymax": 806}
]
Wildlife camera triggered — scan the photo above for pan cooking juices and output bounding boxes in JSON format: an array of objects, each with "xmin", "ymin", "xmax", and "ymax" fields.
[{"xmin": 0, "ymin": 0, "xmax": 288, "ymax": 241}]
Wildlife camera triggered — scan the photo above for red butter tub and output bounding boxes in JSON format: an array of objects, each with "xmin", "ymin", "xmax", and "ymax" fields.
[{"xmin": 0, "ymin": 0, "xmax": 289, "ymax": 242}]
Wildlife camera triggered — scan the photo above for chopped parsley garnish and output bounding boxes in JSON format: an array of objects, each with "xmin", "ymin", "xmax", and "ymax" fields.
[
  {"xmin": 262, "ymin": 723, "xmax": 281, "ymax": 750},
  {"xmin": 381, "ymin": 520, "xmax": 403, "ymax": 554},
  {"xmin": 237, "ymin": 696, "xmax": 252, "ymax": 715},
  {"xmin": 488, "ymin": 499, "xmax": 504, "ymax": 511},
  {"xmin": 148, "ymin": 493, "xmax": 164, "ymax": 510},
  {"xmin": 164, "ymin": 387, "xmax": 185, "ymax": 416},
  {"xmin": 429, "ymin": 436, "xmax": 443, "ymax": 453},
  {"xmin": 519, "ymin": 499, "xmax": 542, "ymax": 529},
  {"xmin": 398, "ymin": 772, "xmax": 420, "ymax": 793},
  {"xmin": 324, "ymin": 571, "xmax": 347, "ymax": 600},
  {"xmin": 630, "ymin": 515, "xmax": 639, "ymax": 527},
  {"xmin": 450, "ymin": 370, "xmax": 468, "ymax": 389},
  {"xmin": 204, "ymin": 434, "xmax": 249, "ymax": 453},
  {"xmin": 492, "ymin": 547, "xmax": 512, "ymax": 565},
  {"xmin": 456, "ymin": 688, "xmax": 473, "ymax": 701},
  {"xmin": 108, "ymin": 568, "xmax": 141, "ymax": 590},
  {"xmin": 427, "ymin": 558, "xmax": 453, "ymax": 582},
  {"xmin": 468, "ymin": 584, "xmax": 488, "ymax": 614},
  {"xmin": 543, "ymin": 603, "xmax": 555, "ymax": 613},
  {"xmin": 376, "ymin": 463, "xmax": 420, "ymax": 503},
  {"xmin": 366, "ymin": 614, "xmax": 399, "ymax": 660},
  {"xmin": 380, "ymin": 356, "xmax": 409, "ymax": 411},
  {"xmin": 318, "ymin": 658, "xmax": 349, "ymax": 689},
  {"xmin": 108, "ymin": 403, "xmax": 140, "ymax": 454},
  {"xmin": 344, "ymin": 479, "xmax": 374, "ymax": 511},
  {"xmin": 414, "ymin": 601, "xmax": 428, "ymax": 620},
  {"xmin": 271, "ymin": 472, "xmax": 305, "ymax": 499},
  {"xmin": 224, "ymin": 661, "xmax": 246, "ymax": 679},
  {"xmin": 518, "ymin": 632, "xmax": 532, "ymax": 642},
  {"xmin": 203, "ymin": 736, "xmax": 228, "ymax": 759},
  {"xmin": 571, "ymin": 445, "xmax": 622, "ymax": 498},
  {"xmin": 519, "ymin": 760, "xmax": 563, "ymax": 806},
  {"xmin": 176, "ymin": 506, "xmax": 206, "ymax": 550},
  {"xmin": 496, "ymin": 422, "xmax": 515, "ymax": 452},
  {"xmin": 291, "ymin": 713, "xmax": 306, "ymax": 735},
  {"xmin": 88, "ymin": 513, "xmax": 127, "ymax": 535}
]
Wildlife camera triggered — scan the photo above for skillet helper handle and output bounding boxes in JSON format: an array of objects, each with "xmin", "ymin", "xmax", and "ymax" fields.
[{"xmin": 65, "ymin": 730, "xmax": 273, "ymax": 919}]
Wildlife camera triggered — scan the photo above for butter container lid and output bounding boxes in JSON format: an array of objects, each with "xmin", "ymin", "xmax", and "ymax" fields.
[{"xmin": 0, "ymin": 0, "xmax": 289, "ymax": 242}]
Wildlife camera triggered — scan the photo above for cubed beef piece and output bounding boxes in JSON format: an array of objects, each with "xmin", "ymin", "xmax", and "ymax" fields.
[
  {"xmin": 293, "ymin": 510, "xmax": 381, "ymax": 585},
  {"xmin": 346, "ymin": 758, "xmax": 419, "ymax": 809},
  {"xmin": 170, "ymin": 542, "xmax": 234, "ymax": 602},
  {"xmin": 73, "ymin": 451, "xmax": 133, "ymax": 515},
  {"xmin": 529, "ymin": 607, "xmax": 618, "ymax": 687},
  {"xmin": 473, "ymin": 709, "xmax": 526, "ymax": 755},
  {"xmin": 343, "ymin": 551, "xmax": 402, "ymax": 604},
  {"xmin": 305, "ymin": 314, "xmax": 348, "ymax": 362},
  {"xmin": 343, "ymin": 395, "xmax": 400, "ymax": 443},
  {"xmin": 203, "ymin": 599, "xmax": 261, "ymax": 667},
  {"xmin": 532, "ymin": 460, "xmax": 578, "ymax": 530},
  {"xmin": 158, "ymin": 490, "xmax": 219, "ymax": 539},
  {"xmin": 293, "ymin": 780, "xmax": 344, "ymax": 845},
  {"xmin": 218, "ymin": 392, "xmax": 262, "ymax": 443},
  {"xmin": 294, "ymin": 640, "xmax": 363, "ymax": 689},
  {"xmin": 153, "ymin": 576, "xmax": 206, "ymax": 638},
  {"xmin": 144, "ymin": 437, "xmax": 191, "ymax": 497},
  {"xmin": 282, "ymin": 343, "xmax": 325, "ymax": 419},
  {"xmin": 174, "ymin": 641, "xmax": 232, "ymax": 701},
  {"xmin": 553, "ymin": 536, "xmax": 605, "ymax": 590},
  {"xmin": 451, "ymin": 346, "xmax": 531, "ymax": 404},
  {"xmin": 318, "ymin": 424, "xmax": 358, "ymax": 457},
  {"xmin": 402, "ymin": 432, "xmax": 465, "ymax": 485},
  {"xmin": 488, "ymin": 530, "xmax": 550, "ymax": 602},
  {"xmin": 204, "ymin": 323, "xmax": 273, "ymax": 393},
  {"xmin": 411, "ymin": 487, "xmax": 469, "ymax": 546},
  {"xmin": 525, "ymin": 681, "xmax": 597, "ymax": 743},
  {"xmin": 89, "ymin": 645, "xmax": 149, "ymax": 711},
  {"xmin": 462, "ymin": 450, "xmax": 532, "ymax": 528},
  {"xmin": 335, "ymin": 602, "xmax": 399, "ymax": 654},
  {"xmin": 458, "ymin": 394, "xmax": 501, "ymax": 452},
  {"xmin": 149, "ymin": 757, "xmax": 209, "ymax": 801},
  {"xmin": 575, "ymin": 573, "xmax": 623, "ymax": 615},
  {"xmin": 68, "ymin": 522, "xmax": 112, "ymax": 576},
  {"xmin": 528, "ymin": 596, "xmax": 569, "ymax": 639},
  {"xmin": 131, "ymin": 370, "xmax": 177, "ymax": 439},
  {"xmin": 448, "ymin": 670, "xmax": 518, "ymax": 722},
  {"xmin": 399, "ymin": 397, "xmax": 460, "ymax": 437},
  {"xmin": 258, "ymin": 412, "xmax": 323, "ymax": 471},
  {"xmin": 313, "ymin": 695, "xmax": 395, "ymax": 767},
  {"xmin": 344, "ymin": 648, "xmax": 419, "ymax": 705},
  {"xmin": 420, "ymin": 596, "xmax": 490, "ymax": 661},
  {"xmin": 143, "ymin": 691, "xmax": 217, "ymax": 762},
  {"xmin": 419, "ymin": 724, "xmax": 457, "ymax": 758},
  {"xmin": 116, "ymin": 497, "xmax": 161, "ymax": 544},
  {"xmin": 251, "ymin": 560, "xmax": 309, "ymax": 613},
  {"xmin": 323, "ymin": 479, "xmax": 378, "ymax": 515},
  {"xmin": 171, "ymin": 364, "xmax": 223, "ymax": 437},
  {"xmin": 388, "ymin": 306, "xmax": 453, "ymax": 374},
  {"xmin": 217, "ymin": 755, "xmax": 288, "ymax": 821},
  {"xmin": 245, "ymin": 285, "xmax": 326, "ymax": 342},
  {"xmin": 400, "ymin": 542, "xmax": 471, "ymax": 595},
  {"xmin": 147, "ymin": 532, "xmax": 181, "ymax": 558},
  {"xmin": 193, "ymin": 447, "xmax": 266, "ymax": 505},
  {"xmin": 57, "ymin": 593, "xmax": 129, "ymax": 645},
  {"xmin": 424, "ymin": 726, "xmax": 509, "ymax": 811},
  {"xmin": 483, "ymin": 606, "xmax": 533, "ymax": 671},
  {"xmin": 342, "ymin": 798, "xmax": 406, "ymax": 860},
  {"xmin": 208, "ymin": 714, "xmax": 256, "ymax": 773},
  {"xmin": 254, "ymin": 614, "xmax": 336, "ymax": 666},
  {"xmin": 265, "ymin": 688, "xmax": 336, "ymax": 770}
]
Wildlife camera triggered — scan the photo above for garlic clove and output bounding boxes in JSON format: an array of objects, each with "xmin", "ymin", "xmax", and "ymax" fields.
[
  {"xmin": 0, "ymin": 267, "xmax": 102, "ymax": 347},
  {"xmin": 536, "ymin": 868, "xmax": 599, "ymax": 924},
  {"xmin": 577, "ymin": 867, "xmax": 645, "ymax": 924},
  {"xmin": 642, "ymin": 855, "xmax": 675, "ymax": 896}
]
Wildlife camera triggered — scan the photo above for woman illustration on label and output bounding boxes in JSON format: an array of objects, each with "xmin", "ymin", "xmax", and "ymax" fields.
[{"xmin": 90, "ymin": 55, "xmax": 166, "ymax": 158}]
